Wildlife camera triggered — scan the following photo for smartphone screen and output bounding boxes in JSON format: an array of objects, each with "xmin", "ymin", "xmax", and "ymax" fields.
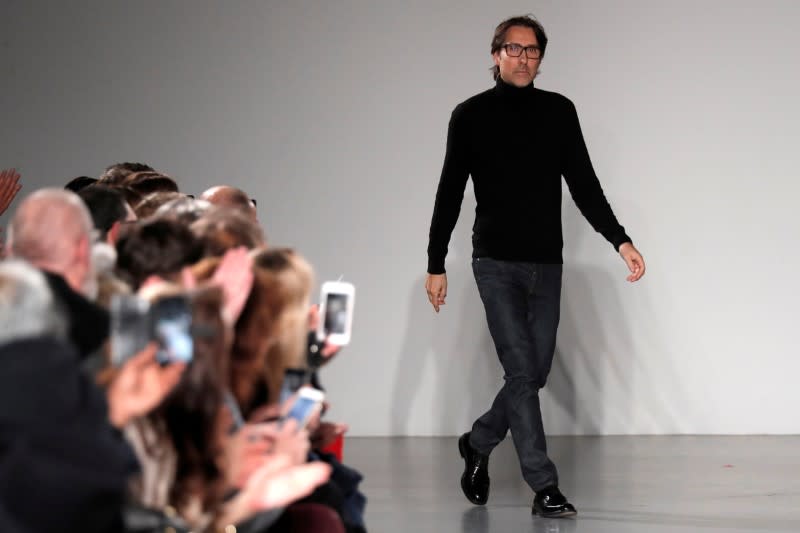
[
  {"xmin": 152, "ymin": 295, "xmax": 193, "ymax": 364},
  {"xmin": 285, "ymin": 395, "xmax": 320, "ymax": 428},
  {"xmin": 323, "ymin": 293, "xmax": 349, "ymax": 335}
]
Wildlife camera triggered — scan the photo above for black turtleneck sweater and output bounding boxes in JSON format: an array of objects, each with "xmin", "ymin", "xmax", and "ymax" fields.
[{"xmin": 427, "ymin": 79, "xmax": 631, "ymax": 274}]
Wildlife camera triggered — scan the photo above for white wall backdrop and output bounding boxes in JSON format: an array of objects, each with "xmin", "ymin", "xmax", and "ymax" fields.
[{"xmin": 2, "ymin": 0, "xmax": 799, "ymax": 435}]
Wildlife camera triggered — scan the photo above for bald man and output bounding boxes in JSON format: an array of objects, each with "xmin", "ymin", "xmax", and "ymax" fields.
[
  {"xmin": 200, "ymin": 185, "xmax": 257, "ymax": 222},
  {"xmin": 6, "ymin": 188, "xmax": 108, "ymax": 355},
  {"xmin": 7, "ymin": 189, "xmax": 96, "ymax": 297}
]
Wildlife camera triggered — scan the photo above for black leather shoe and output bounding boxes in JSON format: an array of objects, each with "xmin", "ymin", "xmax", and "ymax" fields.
[
  {"xmin": 458, "ymin": 432, "xmax": 489, "ymax": 505},
  {"xmin": 532, "ymin": 485, "xmax": 577, "ymax": 517}
]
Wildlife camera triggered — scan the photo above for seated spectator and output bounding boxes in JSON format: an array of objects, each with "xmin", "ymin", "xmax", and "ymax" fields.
[
  {"xmin": 115, "ymin": 218, "xmax": 204, "ymax": 289},
  {"xmin": 6, "ymin": 188, "xmax": 95, "ymax": 297},
  {"xmin": 0, "ymin": 259, "xmax": 134, "ymax": 532},
  {"xmin": 6, "ymin": 188, "xmax": 108, "ymax": 355},
  {"xmin": 124, "ymin": 285, "xmax": 229, "ymax": 528},
  {"xmin": 0, "ymin": 259, "xmax": 185, "ymax": 533},
  {"xmin": 251, "ymin": 247, "xmax": 315, "ymax": 405},
  {"xmin": 125, "ymin": 279, "xmax": 334, "ymax": 531},
  {"xmin": 75, "ymin": 185, "xmax": 137, "ymax": 311},
  {"xmin": 78, "ymin": 185, "xmax": 137, "ymax": 246}
]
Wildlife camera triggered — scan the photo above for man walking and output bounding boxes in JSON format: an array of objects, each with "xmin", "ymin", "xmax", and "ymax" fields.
[{"xmin": 425, "ymin": 15, "xmax": 645, "ymax": 517}]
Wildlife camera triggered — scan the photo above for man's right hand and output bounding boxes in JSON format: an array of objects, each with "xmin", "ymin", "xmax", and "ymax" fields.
[{"xmin": 425, "ymin": 273, "xmax": 448, "ymax": 313}]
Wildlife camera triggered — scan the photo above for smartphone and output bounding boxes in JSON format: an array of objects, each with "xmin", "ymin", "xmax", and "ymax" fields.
[
  {"xmin": 283, "ymin": 388, "xmax": 325, "ymax": 430},
  {"xmin": 316, "ymin": 281, "xmax": 355, "ymax": 345},
  {"xmin": 110, "ymin": 293, "xmax": 193, "ymax": 366},
  {"xmin": 110, "ymin": 294, "xmax": 151, "ymax": 366}
]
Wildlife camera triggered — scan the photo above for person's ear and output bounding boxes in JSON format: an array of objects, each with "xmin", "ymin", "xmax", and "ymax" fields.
[
  {"xmin": 75, "ymin": 234, "xmax": 89, "ymax": 266},
  {"xmin": 107, "ymin": 220, "xmax": 122, "ymax": 246},
  {"xmin": 70, "ymin": 235, "xmax": 91, "ymax": 291}
]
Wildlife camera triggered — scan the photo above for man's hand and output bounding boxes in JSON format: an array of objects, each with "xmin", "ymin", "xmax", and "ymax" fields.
[
  {"xmin": 619, "ymin": 242, "xmax": 646, "ymax": 282},
  {"xmin": 0, "ymin": 169, "xmax": 22, "ymax": 217},
  {"xmin": 106, "ymin": 343, "xmax": 186, "ymax": 428},
  {"xmin": 425, "ymin": 273, "xmax": 448, "ymax": 312}
]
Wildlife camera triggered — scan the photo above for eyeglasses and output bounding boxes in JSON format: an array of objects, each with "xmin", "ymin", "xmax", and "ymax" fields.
[
  {"xmin": 501, "ymin": 43, "xmax": 541, "ymax": 60},
  {"xmin": 250, "ymin": 198, "xmax": 257, "ymax": 208}
]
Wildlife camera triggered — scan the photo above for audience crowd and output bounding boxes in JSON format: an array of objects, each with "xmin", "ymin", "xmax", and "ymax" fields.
[{"xmin": 0, "ymin": 164, "xmax": 364, "ymax": 533}]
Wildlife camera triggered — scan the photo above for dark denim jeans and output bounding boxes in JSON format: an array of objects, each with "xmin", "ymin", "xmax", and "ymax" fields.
[{"xmin": 469, "ymin": 257, "xmax": 562, "ymax": 491}]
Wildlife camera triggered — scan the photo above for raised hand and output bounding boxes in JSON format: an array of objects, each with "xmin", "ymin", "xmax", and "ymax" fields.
[
  {"xmin": 0, "ymin": 169, "xmax": 22, "ymax": 216},
  {"xmin": 212, "ymin": 247, "xmax": 254, "ymax": 324},
  {"xmin": 106, "ymin": 343, "xmax": 186, "ymax": 427}
]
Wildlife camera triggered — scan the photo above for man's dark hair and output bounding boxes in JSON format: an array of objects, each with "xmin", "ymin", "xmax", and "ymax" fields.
[
  {"xmin": 115, "ymin": 186, "xmax": 144, "ymax": 212},
  {"xmin": 99, "ymin": 162, "xmax": 155, "ymax": 185},
  {"xmin": 115, "ymin": 218, "xmax": 204, "ymax": 289},
  {"xmin": 134, "ymin": 191, "xmax": 184, "ymax": 219},
  {"xmin": 124, "ymin": 173, "xmax": 180, "ymax": 195},
  {"xmin": 490, "ymin": 15, "xmax": 548, "ymax": 80},
  {"xmin": 64, "ymin": 176, "xmax": 98, "ymax": 193},
  {"xmin": 77, "ymin": 185, "xmax": 129, "ymax": 241}
]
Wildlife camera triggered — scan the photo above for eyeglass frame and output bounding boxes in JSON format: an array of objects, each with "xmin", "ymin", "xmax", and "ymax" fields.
[{"xmin": 501, "ymin": 42, "xmax": 542, "ymax": 60}]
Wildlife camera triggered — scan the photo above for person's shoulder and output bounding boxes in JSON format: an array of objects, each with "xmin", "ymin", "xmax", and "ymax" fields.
[
  {"xmin": 452, "ymin": 87, "xmax": 496, "ymax": 115},
  {"xmin": 534, "ymin": 87, "xmax": 576, "ymax": 110}
]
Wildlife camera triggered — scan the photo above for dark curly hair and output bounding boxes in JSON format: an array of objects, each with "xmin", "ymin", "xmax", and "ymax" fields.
[{"xmin": 115, "ymin": 218, "xmax": 204, "ymax": 289}]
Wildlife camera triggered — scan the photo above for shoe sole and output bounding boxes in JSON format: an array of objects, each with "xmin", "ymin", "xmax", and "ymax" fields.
[{"xmin": 532, "ymin": 508, "xmax": 577, "ymax": 518}]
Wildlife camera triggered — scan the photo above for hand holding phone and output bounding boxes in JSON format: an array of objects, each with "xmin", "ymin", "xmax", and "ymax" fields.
[{"xmin": 110, "ymin": 293, "xmax": 193, "ymax": 367}]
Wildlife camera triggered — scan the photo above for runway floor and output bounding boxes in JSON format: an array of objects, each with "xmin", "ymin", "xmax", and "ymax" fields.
[{"xmin": 344, "ymin": 435, "xmax": 800, "ymax": 533}]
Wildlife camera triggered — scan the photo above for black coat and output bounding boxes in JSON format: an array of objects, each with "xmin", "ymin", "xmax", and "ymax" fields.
[
  {"xmin": 0, "ymin": 336, "xmax": 137, "ymax": 533},
  {"xmin": 42, "ymin": 271, "xmax": 110, "ymax": 357}
]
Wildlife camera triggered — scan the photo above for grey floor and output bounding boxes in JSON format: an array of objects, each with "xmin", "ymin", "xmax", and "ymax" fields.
[{"xmin": 344, "ymin": 436, "xmax": 800, "ymax": 533}]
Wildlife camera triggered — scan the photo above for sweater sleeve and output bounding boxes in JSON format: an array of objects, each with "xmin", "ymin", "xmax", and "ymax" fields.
[
  {"xmin": 561, "ymin": 99, "xmax": 632, "ymax": 251},
  {"xmin": 427, "ymin": 105, "xmax": 471, "ymax": 274}
]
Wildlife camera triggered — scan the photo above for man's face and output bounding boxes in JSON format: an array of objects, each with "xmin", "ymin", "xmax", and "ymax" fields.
[{"xmin": 493, "ymin": 25, "xmax": 541, "ymax": 87}]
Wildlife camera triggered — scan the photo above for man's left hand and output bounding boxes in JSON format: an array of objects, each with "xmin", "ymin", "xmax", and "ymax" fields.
[{"xmin": 619, "ymin": 242, "xmax": 645, "ymax": 282}]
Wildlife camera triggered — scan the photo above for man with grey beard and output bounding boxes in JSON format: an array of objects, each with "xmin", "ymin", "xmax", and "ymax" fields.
[{"xmin": 6, "ymin": 188, "xmax": 109, "ymax": 355}]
